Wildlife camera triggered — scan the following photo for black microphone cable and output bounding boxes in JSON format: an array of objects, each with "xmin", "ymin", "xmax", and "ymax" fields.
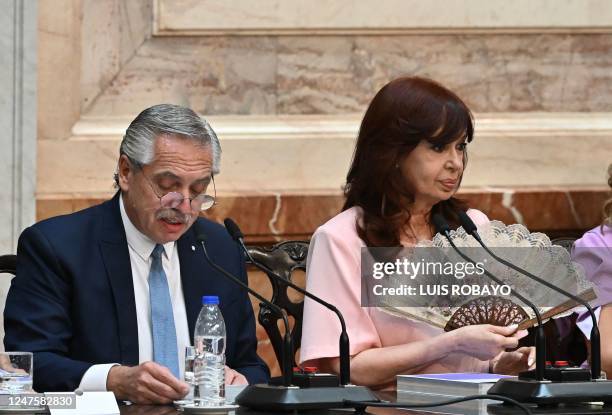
[{"xmin": 345, "ymin": 394, "xmax": 532, "ymax": 415}]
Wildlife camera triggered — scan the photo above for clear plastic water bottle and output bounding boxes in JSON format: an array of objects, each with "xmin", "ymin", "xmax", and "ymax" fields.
[{"xmin": 193, "ymin": 295, "xmax": 226, "ymax": 406}]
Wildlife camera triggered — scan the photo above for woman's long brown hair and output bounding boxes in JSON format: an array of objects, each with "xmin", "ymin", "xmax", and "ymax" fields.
[{"xmin": 343, "ymin": 76, "xmax": 474, "ymax": 247}]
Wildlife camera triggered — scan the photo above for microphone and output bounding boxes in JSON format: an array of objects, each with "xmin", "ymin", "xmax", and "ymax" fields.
[
  {"xmin": 224, "ymin": 218, "xmax": 351, "ymax": 386},
  {"xmin": 457, "ymin": 210, "xmax": 602, "ymax": 381},
  {"xmin": 223, "ymin": 218, "xmax": 244, "ymax": 241},
  {"xmin": 194, "ymin": 225, "xmax": 293, "ymax": 387},
  {"xmin": 431, "ymin": 214, "xmax": 548, "ymax": 381},
  {"xmin": 218, "ymin": 219, "xmax": 378, "ymax": 411}
]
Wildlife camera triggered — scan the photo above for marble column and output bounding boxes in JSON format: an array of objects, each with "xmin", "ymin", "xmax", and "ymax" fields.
[{"xmin": 0, "ymin": 0, "xmax": 37, "ymax": 254}]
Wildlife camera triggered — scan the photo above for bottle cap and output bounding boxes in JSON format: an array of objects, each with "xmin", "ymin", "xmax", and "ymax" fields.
[{"xmin": 202, "ymin": 295, "xmax": 220, "ymax": 305}]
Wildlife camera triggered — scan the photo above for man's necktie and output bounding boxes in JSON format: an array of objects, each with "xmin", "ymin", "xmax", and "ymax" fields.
[{"xmin": 149, "ymin": 244, "xmax": 180, "ymax": 378}]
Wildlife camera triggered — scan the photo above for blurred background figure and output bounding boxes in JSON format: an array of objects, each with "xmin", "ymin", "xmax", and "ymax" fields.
[{"xmin": 572, "ymin": 163, "xmax": 612, "ymax": 376}]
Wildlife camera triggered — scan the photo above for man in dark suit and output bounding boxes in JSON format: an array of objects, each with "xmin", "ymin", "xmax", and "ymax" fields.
[{"xmin": 4, "ymin": 104, "xmax": 269, "ymax": 404}]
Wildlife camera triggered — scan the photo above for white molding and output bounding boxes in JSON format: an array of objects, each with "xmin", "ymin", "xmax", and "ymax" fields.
[
  {"xmin": 72, "ymin": 112, "xmax": 612, "ymax": 140},
  {"xmin": 49, "ymin": 112, "xmax": 612, "ymax": 196},
  {"xmin": 154, "ymin": 27, "xmax": 612, "ymax": 36},
  {"xmin": 154, "ymin": 0, "xmax": 612, "ymax": 36}
]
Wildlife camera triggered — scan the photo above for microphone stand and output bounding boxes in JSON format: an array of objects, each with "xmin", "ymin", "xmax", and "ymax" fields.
[
  {"xmin": 457, "ymin": 210, "xmax": 601, "ymax": 380},
  {"xmin": 197, "ymin": 233, "xmax": 293, "ymax": 387},
  {"xmin": 197, "ymin": 224, "xmax": 378, "ymax": 411},
  {"xmin": 224, "ymin": 218, "xmax": 352, "ymax": 385},
  {"xmin": 456, "ymin": 211, "xmax": 612, "ymax": 406}
]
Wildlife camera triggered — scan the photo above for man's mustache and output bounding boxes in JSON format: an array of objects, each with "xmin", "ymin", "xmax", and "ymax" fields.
[{"xmin": 156, "ymin": 209, "xmax": 190, "ymax": 224}]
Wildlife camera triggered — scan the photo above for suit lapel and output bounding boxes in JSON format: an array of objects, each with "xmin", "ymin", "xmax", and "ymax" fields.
[
  {"xmin": 177, "ymin": 229, "xmax": 204, "ymax": 344},
  {"xmin": 99, "ymin": 194, "xmax": 139, "ymax": 366}
]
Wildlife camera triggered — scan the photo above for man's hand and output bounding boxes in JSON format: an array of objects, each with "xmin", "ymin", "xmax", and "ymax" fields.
[
  {"xmin": 225, "ymin": 366, "xmax": 248, "ymax": 385},
  {"xmin": 107, "ymin": 362, "xmax": 189, "ymax": 405},
  {"xmin": 0, "ymin": 355, "xmax": 26, "ymax": 374}
]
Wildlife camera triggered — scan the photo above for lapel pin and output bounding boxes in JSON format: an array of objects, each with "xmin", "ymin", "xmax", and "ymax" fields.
[{"xmin": 191, "ymin": 245, "xmax": 196, "ymax": 251}]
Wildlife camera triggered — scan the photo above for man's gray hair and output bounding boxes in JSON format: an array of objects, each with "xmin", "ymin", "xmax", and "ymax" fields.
[{"xmin": 115, "ymin": 104, "xmax": 221, "ymax": 184}]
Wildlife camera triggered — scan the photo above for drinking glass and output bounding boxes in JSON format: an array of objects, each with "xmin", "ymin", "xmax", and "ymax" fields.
[
  {"xmin": 0, "ymin": 352, "xmax": 33, "ymax": 393},
  {"xmin": 184, "ymin": 346, "xmax": 197, "ymax": 401}
]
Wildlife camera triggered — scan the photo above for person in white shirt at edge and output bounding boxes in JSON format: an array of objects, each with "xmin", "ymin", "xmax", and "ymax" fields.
[{"xmin": 4, "ymin": 104, "xmax": 269, "ymax": 404}]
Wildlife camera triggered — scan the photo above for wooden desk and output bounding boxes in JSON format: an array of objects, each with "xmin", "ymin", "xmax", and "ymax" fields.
[{"xmin": 118, "ymin": 391, "xmax": 612, "ymax": 415}]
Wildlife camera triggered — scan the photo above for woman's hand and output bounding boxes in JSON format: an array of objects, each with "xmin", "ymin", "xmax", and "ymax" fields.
[
  {"xmin": 490, "ymin": 347, "xmax": 536, "ymax": 375},
  {"xmin": 225, "ymin": 366, "xmax": 248, "ymax": 385},
  {"xmin": 451, "ymin": 324, "xmax": 529, "ymax": 361}
]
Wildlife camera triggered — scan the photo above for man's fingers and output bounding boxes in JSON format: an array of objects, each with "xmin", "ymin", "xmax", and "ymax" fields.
[
  {"xmin": 144, "ymin": 363, "xmax": 189, "ymax": 397},
  {"xmin": 142, "ymin": 374, "xmax": 184, "ymax": 401},
  {"xmin": 127, "ymin": 375, "xmax": 172, "ymax": 405},
  {"xmin": 132, "ymin": 388, "xmax": 171, "ymax": 405},
  {"xmin": 107, "ymin": 364, "xmax": 185, "ymax": 404}
]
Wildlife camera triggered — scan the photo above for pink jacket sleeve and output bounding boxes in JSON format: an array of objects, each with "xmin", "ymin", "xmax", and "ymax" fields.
[
  {"xmin": 299, "ymin": 208, "xmax": 490, "ymax": 366},
  {"xmin": 299, "ymin": 226, "xmax": 381, "ymax": 365}
]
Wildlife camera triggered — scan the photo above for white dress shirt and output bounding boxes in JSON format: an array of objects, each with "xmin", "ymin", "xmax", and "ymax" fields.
[{"xmin": 78, "ymin": 195, "xmax": 191, "ymax": 391}]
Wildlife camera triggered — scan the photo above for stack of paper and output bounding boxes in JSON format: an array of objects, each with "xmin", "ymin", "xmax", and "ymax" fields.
[{"xmin": 397, "ymin": 373, "xmax": 514, "ymax": 415}]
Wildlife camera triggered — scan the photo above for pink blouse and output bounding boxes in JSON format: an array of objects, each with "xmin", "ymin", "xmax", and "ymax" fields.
[{"xmin": 300, "ymin": 206, "xmax": 491, "ymax": 376}]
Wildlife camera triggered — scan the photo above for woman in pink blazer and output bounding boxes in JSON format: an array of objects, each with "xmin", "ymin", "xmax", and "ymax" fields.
[{"xmin": 300, "ymin": 77, "xmax": 534, "ymax": 390}]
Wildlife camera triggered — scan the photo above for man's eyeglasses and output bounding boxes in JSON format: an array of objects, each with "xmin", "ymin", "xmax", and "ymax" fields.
[{"xmin": 143, "ymin": 173, "xmax": 216, "ymax": 212}]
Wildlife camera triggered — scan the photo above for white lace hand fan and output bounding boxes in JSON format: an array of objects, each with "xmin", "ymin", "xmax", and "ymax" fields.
[{"xmin": 378, "ymin": 220, "xmax": 596, "ymax": 331}]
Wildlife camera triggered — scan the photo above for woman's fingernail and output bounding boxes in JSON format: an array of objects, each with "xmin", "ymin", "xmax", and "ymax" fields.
[{"xmin": 528, "ymin": 358, "xmax": 534, "ymax": 366}]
